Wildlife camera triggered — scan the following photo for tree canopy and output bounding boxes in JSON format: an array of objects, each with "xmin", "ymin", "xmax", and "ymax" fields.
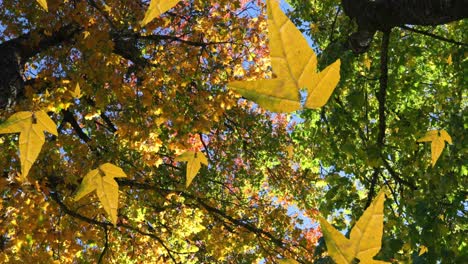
[{"xmin": 0, "ymin": 0, "xmax": 466, "ymax": 263}]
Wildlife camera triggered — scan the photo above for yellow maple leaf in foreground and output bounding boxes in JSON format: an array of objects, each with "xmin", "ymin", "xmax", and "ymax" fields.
[
  {"xmin": 74, "ymin": 163, "xmax": 127, "ymax": 226},
  {"xmin": 319, "ymin": 189, "xmax": 390, "ymax": 264},
  {"xmin": 228, "ymin": 0, "xmax": 340, "ymax": 113},
  {"xmin": 175, "ymin": 151, "xmax": 208, "ymax": 187},
  {"xmin": 141, "ymin": 0, "xmax": 181, "ymax": 26},
  {"xmin": 0, "ymin": 111, "xmax": 57, "ymax": 179},
  {"xmin": 417, "ymin": 129, "xmax": 452, "ymax": 167},
  {"xmin": 36, "ymin": 0, "xmax": 48, "ymax": 11}
]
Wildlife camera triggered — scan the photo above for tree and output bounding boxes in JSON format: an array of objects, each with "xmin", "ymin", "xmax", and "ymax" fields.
[
  {"xmin": 0, "ymin": 0, "xmax": 466, "ymax": 264},
  {"xmin": 286, "ymin": 0, "xmax": 467, "ymax": 262}
]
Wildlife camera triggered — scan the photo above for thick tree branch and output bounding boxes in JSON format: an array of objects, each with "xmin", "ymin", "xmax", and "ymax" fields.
[
  {"xmin": 0, "ymin": 24, "xmax": 82, "ymax": 109},
  {"xmin": 60, "ymin": 109, "xmax": 92, "ymax": 143},
  {"xmin": 342, "ymin": 0, "xmax": 468, "ymax": 53},
  {"xmin": 365, "ymin": 31, "xmax": 390, "ymax": 207}
]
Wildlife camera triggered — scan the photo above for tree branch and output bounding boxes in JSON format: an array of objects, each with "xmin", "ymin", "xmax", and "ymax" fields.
[
  {"xmin": 97, "ymin": 225, "xmax": 109, "ymax": 264},
  {"xmin": 399, "ymin": 25, "xmax": 468, "ymax": 47},
  {"xmin": 60, "ymin": 109, "xmax": 92, "ymax": 143},
  {"xmin": 377, "ymin": 30, "xmax": 390, "ymax": 148}
]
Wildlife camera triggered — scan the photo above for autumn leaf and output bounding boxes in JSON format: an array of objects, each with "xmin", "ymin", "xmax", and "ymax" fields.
[
  {"xmin": 175, "ymin": 151, "xmax": 208, "ymax": 187},
  {"xmin": 0, "ymin": 111, "xmax": 57, "ymax": 179},
  {"xmin": 228, "ymin": 0, "xmax": 340, "ymax": 112},
  {"xmin": 319, "ymin": 189, "xmax": 390, "ymax": 264},
  {"xmin": 446, "ymin": 54, "xmax": 452, "ymax": 65},
  {"xmin": 70, "ymin": 83, "xmax": 82, "ymax": 98},
  {"xmin": 36, "ymin": 0, "xmax": 48, "ymax": 11},
  {"xmin": 417, "ymin": 129, "xmax": 452, "ymax": 167},
  {"xmin": 419, "ymin": 245, "xmax": 428, "ymax": 256},
  {"xmin": 74, "ymin": 163, "xmax": 127, "ymax": 226},
  {"xmin": 141, "ymin": 0, "xmax": 181, "ymax": 26}
]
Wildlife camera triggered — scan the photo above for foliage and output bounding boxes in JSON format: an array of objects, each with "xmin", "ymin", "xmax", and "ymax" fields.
[
  {"xmin": 0, "ymin": 0, "xmax": 319, "ymax": 263},
  {"xmin": 287, "ymin": 0, "xmax": 467, "ymax": 263}
]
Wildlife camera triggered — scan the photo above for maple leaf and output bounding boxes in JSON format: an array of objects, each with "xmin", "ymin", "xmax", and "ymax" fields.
[
  {"xmin": 175, "ymin": 151, "xmax": 208, "ymax": 187},
  {"xmin": 70, "ymin": 83, "xmax": 82, "ymax": 98},
  {"xmin": 319, "ymin": 189, "xmax": 390, "ymax": 264},
  {"xmin": 36, "ymin": 0, "xmax": 48, "ymax": 11},
  {"xmin": 141, "ymin": 0, "xmax": 181, "ymax": 26},
  {"xmin": 417, "ymin": 129, "xmax": 452, "ymax": 167},
  {"xmin": 0, "ymin": 111, "xmax": 57, "ymax": 179},
  {"xmin": 228, "ymin": 0, "xmax": 340, "ymax": 113},
  {"xmin": 74, "ymin": 163, "xmax": 127, "ymax": 226}
]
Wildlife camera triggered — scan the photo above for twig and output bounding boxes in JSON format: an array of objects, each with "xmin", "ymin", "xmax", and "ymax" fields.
[
  {"xmin": 399, "ymin": 25, "xmax": 468, "ymax": 47},
  {"xmin": 329, "ymin": 7, "xmax": 341, "ymax": 42},
  {"xmin": 98, "ymin": 225, "xmax": 109, "ymax": 264},
  {"xmin": 382, "ymin": 158, "xmax": 417, "ymax": 190},
  {"xmin": 198, "ymin": 132, "xmax": 211, "ymax": 162}
]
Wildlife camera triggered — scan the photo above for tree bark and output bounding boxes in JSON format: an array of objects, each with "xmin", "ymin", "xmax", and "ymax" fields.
[{"xmin": 342, "ymin": 0, "xmax": 468, "ymax": 53}]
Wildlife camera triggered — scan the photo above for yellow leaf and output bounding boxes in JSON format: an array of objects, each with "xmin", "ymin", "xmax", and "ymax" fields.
[
  {"xmin": 0, "ymin": 111, "xmax": 57, "ymax": 179},
  {"xmin": 319, "ymin": 189, "xmax": 390, "ymax": 264},
  {"xmin": 74, "ymin": 163, "xmax": 127, "ymax": 226},
  {"xmin": 304, "ymin": 59, "xmax": 341, "ymax": 108},
  {"xmin": 70, "ymin": 83, "xmax": 82, "ymax": 98},
  {"xmin": 363, "ymin": 56, "xmax": 371, "ymax": 70},
  {"xmin": 227, "ymin": 0, "xmax": 340, "ymax": 112},
  {"xmin": 229, "ymin": 79, "xmax": 301, "ymax": 112},
  {"xmin": 175, "ymin": 151, "xmax": 208, "ymax": 187},
  {"xmin": 141, "ymin": 0, "xmax": 181, "ymax": 26},
  {"xmin": 446, "ymin": 54, "xmax": 452, "ymax": 65},
  {"xmin": 417, "ymin": 129, "xmax": 452, "ymax": 167},
  {"xmin": 418, "ymin": 245, "xmax": 428, "ymax": 256},
  {"xmin": 36, "ymin": 0, "xmax": 48, "ymax": 11}
]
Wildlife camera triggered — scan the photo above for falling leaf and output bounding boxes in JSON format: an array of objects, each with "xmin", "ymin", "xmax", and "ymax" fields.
[
  {"xmin": 418, "ymin": 245, "xmax": 428, "ymax": 256},
  {"xmin": 74, "ymin": 163, "xmax": 127, "ymax": 226},
  {"xmin": 319, "ymin": 189, "xmax": 390, "ymax": 264},
  {"xmin": 175, "ymin": 151, "xmax": 208, "ymax": 187},
  {"xmin": 36, "ymin": 0, "xmax": 48, "ymax": 11},
  {"xmin": 228, "ymin": 0, "xmax": 340, "ymax": 112},
  {"xmin": 417, "ymin": 129, "xmax": 452, "ymax": 167},
  {"xmin": 0, "ymin": 111, "xmax": 57, "ymax": 179},
  {"xmin": 141, "ymin": 0, "xmax": 181, "ymax": 26}
]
